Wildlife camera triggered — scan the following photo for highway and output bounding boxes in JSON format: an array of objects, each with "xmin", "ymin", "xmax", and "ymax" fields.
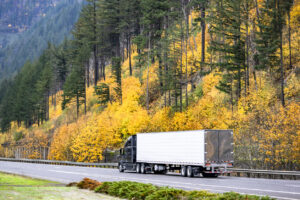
[{"xmin": 0, "ymin": 161, "xmax": 299, "ymax": 200}]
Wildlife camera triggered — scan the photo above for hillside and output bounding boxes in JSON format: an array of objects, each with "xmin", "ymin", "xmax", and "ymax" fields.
[
  {"xmin": 0, "ymin": 0, "xmax": 82, "ymax": 83},
  {"xmin": 0, "ymin": 0, "xmax": 299, "ymax": 171}
]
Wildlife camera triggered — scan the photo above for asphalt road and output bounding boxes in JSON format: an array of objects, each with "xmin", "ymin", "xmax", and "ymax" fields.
[{"xmin": 0, "ymin": 161, "xmax": 299, "ymax": 200}]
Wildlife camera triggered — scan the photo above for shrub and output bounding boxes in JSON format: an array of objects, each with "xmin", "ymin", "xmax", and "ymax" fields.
[
  {"xmin": 187, "ymin": 190, "xmax": 218, "ymax": 199},
  {"xmin": 216, "ymin": 192, "xmax": 273, "ymax": 200},
  {"xmin": 77, "ymin": 178, "xmax": 101, "ymax": 190},
  {"xmin": 95, "ymin": 181, "xmax": 157, "ymax": 200},
  {"xmin": 94, "ymin": 181, "xmax": 274, "ymax": 200},
  {"xmin": 145, "ymin": 187, "xmax": 187, "ymax": 200}
]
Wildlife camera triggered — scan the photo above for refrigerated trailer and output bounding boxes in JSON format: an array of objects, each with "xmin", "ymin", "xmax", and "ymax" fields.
[{"xmin": 118, "ymin": 130, "xmax": 233, "ymax": 177}]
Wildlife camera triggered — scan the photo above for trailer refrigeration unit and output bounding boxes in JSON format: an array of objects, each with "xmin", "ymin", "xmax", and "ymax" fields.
[{"xmin": 118, "ymin": 130, "xmax": 234, "ymax": 177}]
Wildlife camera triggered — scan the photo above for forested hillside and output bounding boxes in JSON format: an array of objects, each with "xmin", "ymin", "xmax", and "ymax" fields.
[
  {"xmin": 0, "ymin": 0, "xmax": 83, "ymax": 83},
  {"xmin": 0, "ymin": 0, "xmax": 299, "ymax": 171}
]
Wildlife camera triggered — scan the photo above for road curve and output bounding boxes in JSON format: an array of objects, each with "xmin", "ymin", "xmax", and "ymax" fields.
[{"xmin": 0, "ymin": 161, "xmax": 299, "ymax": 200}]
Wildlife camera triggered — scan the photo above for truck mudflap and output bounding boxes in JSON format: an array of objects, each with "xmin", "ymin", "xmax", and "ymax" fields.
[{"xmin": 204, "ymin": 163, "xmax": 233, "ymax": 174}]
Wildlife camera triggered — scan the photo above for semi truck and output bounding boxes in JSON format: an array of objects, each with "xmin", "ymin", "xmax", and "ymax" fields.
[{"xmin": 118, "ymin": 130, "xmax": 233, "ymax": 177}]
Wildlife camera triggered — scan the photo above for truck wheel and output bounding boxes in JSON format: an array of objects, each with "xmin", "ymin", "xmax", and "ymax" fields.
[
  {"xmin": 181, "ymin": 166, "xmax": 187, "ymax": 177},
  {"xmin": 136, "ymin": 163, "xmax": 141, "ymax": 173},
  {"xmin": 141, "ymin": 163, "xmax": 146, "ymax": 174},
  {"xmin": 119, "ymin": 164, "xmax": 124, "ymax": 173},
  {"xmin": 202, "ymin": 173, "xmax": 218, "ymax": 178},
  {"xmin": 187, "ymin": 166, "xmax": 194, "ymax": 177}
]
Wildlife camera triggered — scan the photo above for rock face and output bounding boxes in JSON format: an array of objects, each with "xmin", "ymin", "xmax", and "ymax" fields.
[{"xmin": 0, "ymin": 0, "xmax": 82, "ymax": 82}]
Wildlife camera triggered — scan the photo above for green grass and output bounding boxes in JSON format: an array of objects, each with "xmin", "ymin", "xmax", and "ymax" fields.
[
  {"xmin": 0, "ymin": 172, "xmax": 120, "ymax": 200},
  {"xmin": 0, "ymin": 172, "xmax": 58, "ymax": 186}
]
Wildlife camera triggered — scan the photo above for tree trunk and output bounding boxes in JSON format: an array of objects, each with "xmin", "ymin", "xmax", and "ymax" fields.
[
  {"xmin": 129, "ymin": 37, "xmax": 132, "ymax": 76},
  {"xmin": 101, "ymin": 56, "xmax": 105, "ymax": 81},
  {"xmin": 201, "ymin": 4, "xmax": 206, "ymax": 75},
  {"xmin": 84, "ymin": 68, "xmax": 87, "ymax": 115},
  {"xmin": 94, "ymin": 47, "xmax": 98, "ymax": 86},
  {"xmin": 93, "ymin": 0, "xmax": 98, "ymax": 86},
  {"xmin": 86, "ymin": 61, "xmax": 89, "ymax": 87},
  {"xmin": 280, "ymin": 18, "xmax": 285, "ymax": 107},
  {"xmin": 76, "ymin": 93, "xmax": 79, "ymax": 118},
  {"xmin": 180, "ymin": 21, "xmax": 183, "ymax": 112},
  {"xmin": 146, "ymin": 33, "xmax": 151, "ymax": 113},
  {"xmin": 184, "ymin": 0, "xmax": 189, "ymax": 108},
  {"xmin": 288, "ymin": 10, "xmax": 292, "ymax": 70},
  {"xmin": 245, "ymin": 2, "xmax": 250, "ymax": 95}
]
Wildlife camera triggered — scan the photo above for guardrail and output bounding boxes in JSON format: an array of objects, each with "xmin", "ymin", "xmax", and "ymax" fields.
[
  {"xmin": 230, "ymin": 168, "xmax": 300, "ymax": 180},
  {"xmin": 0, "ymin": 157, "xmax": 299, "ymax": 180},
  {"xmin": 0, "ymin": 157, "xmax": 118, "ymax": 168}
]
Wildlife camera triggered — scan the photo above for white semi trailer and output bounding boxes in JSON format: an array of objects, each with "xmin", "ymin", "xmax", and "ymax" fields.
[{"xmin": 118, "ymin": 130, "xmax": 233, "ymax": 177}]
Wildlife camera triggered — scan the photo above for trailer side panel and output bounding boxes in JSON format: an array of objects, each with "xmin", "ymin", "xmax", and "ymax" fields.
[{"xmin": 137, "ymin": 131, "xmax": 205, "ymax": 165}]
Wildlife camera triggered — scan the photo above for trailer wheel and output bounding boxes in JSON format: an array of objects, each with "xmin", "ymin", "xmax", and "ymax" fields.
[
  {"xmin": 181, "ymin": 166, "xmax": 187, "ymax": 177},
  {"xmin": 141, "ymin": 163, "xmax": 146, "ymax": 174},
  {"xmin": 202, "ymin": 173, "xmax": 218, "ymax": 178},
  {"xmin": 119, "ymin": 164, "xmax": 124, "ymax": 173},
  {"xmin": 136, "ymin": 163, "xmax": 141, "ymax": 173},
  {"xmin": 187, "ymin": 166, "xmax": 194, "ymax": 177}
]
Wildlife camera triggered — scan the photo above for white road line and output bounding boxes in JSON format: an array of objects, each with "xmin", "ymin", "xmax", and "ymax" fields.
[
  {"xmin": 3, "ymin": 169, "xmax": 300, "ymax": 200},
  {"xmin": 49, "ymin": 170, "xmax": 300, "ymax": 196},
  {"xmin": 286, "ymin": 185, "xmax": 300, "ymax": 188}
]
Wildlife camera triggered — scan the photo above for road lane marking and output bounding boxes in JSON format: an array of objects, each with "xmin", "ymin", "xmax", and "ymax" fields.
[
  {"xmin": 287, "ymin": 185, "xmax": 300, "ymax": 188},
  {"xmin": 2, "ymin": 168, "xmax": 299, "ymax": 200},
  {"xmin": 49, "ymin": 170, "xmax": 300, "ymax": 196}
]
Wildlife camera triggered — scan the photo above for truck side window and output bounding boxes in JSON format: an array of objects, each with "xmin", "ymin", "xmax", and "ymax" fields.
[{"xmin": 125, "ymin": 137, "xmax": 132, "ymax": 147}]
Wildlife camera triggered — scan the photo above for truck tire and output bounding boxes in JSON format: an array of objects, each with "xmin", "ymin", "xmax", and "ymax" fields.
[
  {"xmin": 119, "ymin": 164, "xmax": 124, "ymax": 173},
  {"xmin": 181, "ymin": 166, "xmax": 187, "ymax": 177},
  {"xmin": 136, "ymin": 163, "xmax": 141, "ymax": 173},
  {"xmin": 202, "ymin": 173, "xmax": 218, "ymax": 178},
  {"xmin": 187, "ymin": 166, "xmax": 194, "ymax": 177},
  {"xmin": 141, "ymin": 163, "xmax": 146, "ymax": 174}
]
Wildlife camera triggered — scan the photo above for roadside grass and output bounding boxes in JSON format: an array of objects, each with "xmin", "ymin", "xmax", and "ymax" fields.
[{"xmin": 0, "ymin": 172, "xmax": 120, "ymax": 200}]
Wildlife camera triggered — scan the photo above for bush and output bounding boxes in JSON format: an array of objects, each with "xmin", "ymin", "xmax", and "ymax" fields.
[
  {"xmin": 13, "ymin": 131, "xmax": 23, "ymax": 141},
  {"xmin": 77, "ymin": 178, "xmax": 101, "ymax": 190},
  {"xmin": 216, "ymin": 192, "xmax": 273, "ymax": 200},
  {"xmin": 145, "ymin": 187, "xmax": 187, "ymax": 200},
  {"xmin": 95, "ymin": 181, "xmax": 157, "ymax": 200},
  {"xmin": 187, "ymin": 190, "xmax": 218, "ymax": 199},
  {"xmin": 93, "ymin": 181, "xmax": 273, "ymax": 200}
]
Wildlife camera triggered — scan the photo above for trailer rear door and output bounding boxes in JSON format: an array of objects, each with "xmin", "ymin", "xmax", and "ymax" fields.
[{"xmin": 205, "ymin": 130, "xmax": 233, "ymax": 163}]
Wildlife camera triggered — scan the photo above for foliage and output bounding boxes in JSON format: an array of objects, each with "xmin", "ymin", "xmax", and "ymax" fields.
[
  {"xmin": 0, "ymin": 0, "xmax": 299, "ymax": 171},
  {"xmin": 94, "ymin": 181, "xmax": 272, "ymax": 200},
  {"xmin": 77, "ymin": 178, "xmax": 102, "ymax": 190},
  {"xmin": 94, "ymin": 83, "xmax": 110, "ymax": 105}
]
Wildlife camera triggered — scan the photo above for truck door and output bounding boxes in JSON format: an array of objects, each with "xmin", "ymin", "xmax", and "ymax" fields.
[
  {"xmin": 205, "ymin": 130, "xmax": 233, "ymax": 163},
  {"xmin": 124, "ymin": 136, "xmax": 136, "ymax": 163}
]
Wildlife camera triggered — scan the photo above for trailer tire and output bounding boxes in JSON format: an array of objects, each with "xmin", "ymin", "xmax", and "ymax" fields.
[
  {"xmin": 141, "ymin": 163, "xmax": 146, "ymax": 174},
  {"xmin": 119, "ymin": 164, "xmax": 124, "ymax": 173},
  {"xmin": 187, "ymin": 166, "xmax": 194, "ymax": 177},
  {"xmin": 136, "ymin": 163, "xmax": 141, "ymax": 173},
  {"xmin": 181, "ymin": 166, "xmax": 187, "ymax": 177},
  {"xmin": 202, "ymin": 173, "xmax": 218, "ymax": 178}
]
